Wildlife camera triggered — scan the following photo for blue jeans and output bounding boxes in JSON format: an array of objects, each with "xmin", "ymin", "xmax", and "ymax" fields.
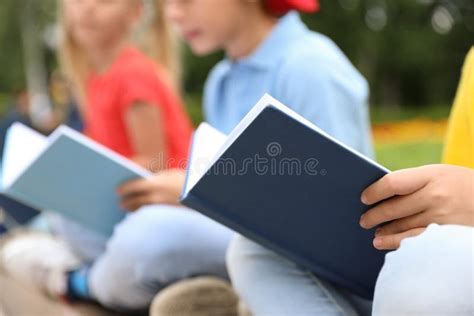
[
  {"xmin": 50, "ymin": 205, "xmax": 233, "ymax": 311},
  {"xmin": 228, "ymin": 224, "xmax": 474, "ymax": 315},
  {"xmin": 227, "ymin": 236, "xmax": 371, "ymax": 316},
  {"xmin": 372, "ymin": 224, "xmax": 474, "ymax": 315}
]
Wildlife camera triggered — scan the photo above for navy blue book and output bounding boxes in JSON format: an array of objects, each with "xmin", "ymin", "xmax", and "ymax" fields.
[
  {"xmin": 1, "ymin": 123, "xmax": 150, "ymax": 236},
  {"xmin": 180, "ymin": 94, "xmax": 390, "ymax": 299}
]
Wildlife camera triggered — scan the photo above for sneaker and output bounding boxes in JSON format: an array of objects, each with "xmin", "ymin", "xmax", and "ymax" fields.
[
  {"xmin": 150, "ymin": 277, "xmax": 241, "ymax": 316},
  {"xmin": 0, "ymin": 232, "xmax": 80, "ymax": 299}
]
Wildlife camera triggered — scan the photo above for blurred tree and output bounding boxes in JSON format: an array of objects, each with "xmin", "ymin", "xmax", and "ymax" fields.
[
  {"xmin": 181, "ymin": 0, "xmax": 473, "ymax": 109},
  {"xmin": 0, "ymin": 0, "xmax": 55, "ymax": 112},
  {"xmin": 303, "ymin": 0, "xmax": 473, "ymax": 107},
  {"xmin": 0, "ymin": 0, "xmax": 24, "ymax": 93},
  {"xmin": 21, "ymin": 0, "xmax": 56, "ymax": 126},
  {"xmin": 0, "ymin": 0, "xmax": 472, "ymax": 114}
]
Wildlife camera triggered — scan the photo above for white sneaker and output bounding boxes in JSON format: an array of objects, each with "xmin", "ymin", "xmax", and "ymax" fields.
[{"xmin": 0, "ymin": 233, "xmax": 80, "ymax": 298}]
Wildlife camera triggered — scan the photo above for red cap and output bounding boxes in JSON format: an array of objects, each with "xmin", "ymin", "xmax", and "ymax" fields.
[{"xmin": 265, "ymin": 0, "xmax": 320, "ymax": 15}]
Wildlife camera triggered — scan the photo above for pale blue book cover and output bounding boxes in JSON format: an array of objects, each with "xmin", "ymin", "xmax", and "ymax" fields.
[{"xmin": 1, "ymin": 123, "xmax": 151, "ymax": 236}]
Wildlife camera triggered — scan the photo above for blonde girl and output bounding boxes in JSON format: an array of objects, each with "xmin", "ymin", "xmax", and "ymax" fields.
[{"xmin": 1, "ymin": 0, "xmax": 232, "ymax": 311}]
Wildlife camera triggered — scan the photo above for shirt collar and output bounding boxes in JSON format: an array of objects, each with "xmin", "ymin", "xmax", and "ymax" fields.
[{"xmin": 229, "ymin": 12, "xmax": 308, "ymax": 70}]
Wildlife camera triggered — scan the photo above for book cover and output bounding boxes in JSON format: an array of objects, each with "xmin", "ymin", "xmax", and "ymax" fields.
[
  {"xmin": 1, "ymin": 123, "xmax": 151, "ymax": 236},
  {"xmin": 181, "ymin": 94, "xmax": 389, "ymax": 299}
]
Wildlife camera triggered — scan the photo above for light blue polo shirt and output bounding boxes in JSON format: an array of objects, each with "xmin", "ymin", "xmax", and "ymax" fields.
[{"xmin": 204, "ymin": 12, "xmax": 373, "ymax": 157}]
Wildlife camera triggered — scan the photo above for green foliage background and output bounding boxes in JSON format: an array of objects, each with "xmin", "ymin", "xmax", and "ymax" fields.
[
  {"xmin": 181, "ymin": 0, "xmax": 473, "ymax": 110},
  {"xmin": 0, "ymin": 0, "xmax": 472, "ymax": 114},
  {"xmin": 0, "ymin": 0, "xmax": 471, "ymax": 170}
]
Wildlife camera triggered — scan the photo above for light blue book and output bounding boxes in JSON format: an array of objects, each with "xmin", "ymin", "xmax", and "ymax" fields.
[{"xmin": 1, "ymin": 123, "xmax": 151, "ymax": 236}]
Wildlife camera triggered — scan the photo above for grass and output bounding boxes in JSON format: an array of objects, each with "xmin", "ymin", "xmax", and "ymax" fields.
[
  {"xmin": 370, "ymin": 104, "xmax": 451, "ymax": 124},
  {"xmin": 375, "ymin": 141, "xmax": 443, "ymax": 171},
  {"xmin": 371, "ymin": 105, "xmax": 448, "ymax": 170}
]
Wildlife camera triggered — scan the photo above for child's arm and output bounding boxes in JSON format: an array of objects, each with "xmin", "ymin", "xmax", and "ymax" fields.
[
  {"xmin": 125, "ymin": 102, "xmax": 167, "ymax": 170},
  {"xmin": 359, "ymin": 164, "xmax": 474, "ymax": 250}
]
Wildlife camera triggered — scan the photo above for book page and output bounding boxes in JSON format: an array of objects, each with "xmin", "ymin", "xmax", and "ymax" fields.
[
  {"xmin": 183, "ymin": 95, "xmax": 276, "ymax": 195},
  {"xmin": 1, "ymin": 123, "xmax": 48, "ymax": 189},
  {"xmin": 184, "ymin": 123, "xmax": 227, "ymax": 194}
]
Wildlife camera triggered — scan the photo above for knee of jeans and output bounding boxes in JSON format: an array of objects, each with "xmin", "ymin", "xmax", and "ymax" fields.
[
  {"xmin": 373, "ymin": 224, "xmax": 474, "ymax": 315},
  {"xmin": 227, "ymin": 236, "xmax": 273, "ymax": 292},
  {"xmin": 133, "ymin": 222, "xmax": 211, "ymax": 285},
  {"xmin": 372, "ymin": 262, "xmax": 420, "ymax": 315},
  {"xmin": 134, "ymin": 242, "xmax": 187, "ymax": 285},
  {"xmin": 90, "ymin": 243, "xmax": 166, "ymax": 310},
  {"xmin": 227, "ymin": 236, "xmax": 251, "ymax": 282},
  {"xmin": 373, "ymin": 257, "xmax": 447, "ymax": 315}
]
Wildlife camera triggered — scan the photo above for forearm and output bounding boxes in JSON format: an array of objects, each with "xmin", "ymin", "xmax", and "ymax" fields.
[
  {"xmin": 132, "ymin": 153, "xmax": 168, "ymax": 172},
  {"xmin": 126, "ymin": 102, "xmax": 167, "ymax": 172}
]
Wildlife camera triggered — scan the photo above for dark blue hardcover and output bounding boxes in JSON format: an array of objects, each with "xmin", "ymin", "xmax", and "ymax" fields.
[{"xmin": 181, "ymin": 101, "xmax": 389, "ymax": 300}]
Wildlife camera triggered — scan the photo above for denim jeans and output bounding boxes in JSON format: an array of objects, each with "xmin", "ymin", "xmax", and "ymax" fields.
[
  {"xmin": 227, "ymin": 236, "xmax": 372, "ymax": 316},
  {"xmin": 227, "ymin": 224, "xmax": 473, "ymax": 315},
  {"xmin": 373, "ymin": 224, "xmax": 474, "ymax": 315},
  {"xmin": 50, "ymin": 205, "xmax": 233, "ymax": 311}
]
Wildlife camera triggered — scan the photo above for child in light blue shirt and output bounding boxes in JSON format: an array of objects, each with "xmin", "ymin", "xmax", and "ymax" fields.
[
  {"xmin": 204, "ymin": 12, "xmax": 373, "ymax": 158},
  {"xmin": 122, "ymin": 1, "xmax": 375, "ymax": 313}
]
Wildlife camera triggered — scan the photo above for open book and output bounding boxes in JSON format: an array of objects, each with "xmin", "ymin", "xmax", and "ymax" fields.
[
  {"xmin": 1, "ymin": 123, "xmax": 150, "ymax": 236},
  {"xmin": 180, "ymin": 94, "xmax": 389, "ymax": 299}
]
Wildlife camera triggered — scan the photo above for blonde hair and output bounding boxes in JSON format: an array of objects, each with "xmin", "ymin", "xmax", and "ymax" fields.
[{"xmin": 58, "ymin": 0, "xmax": 180, "ymax": 104}]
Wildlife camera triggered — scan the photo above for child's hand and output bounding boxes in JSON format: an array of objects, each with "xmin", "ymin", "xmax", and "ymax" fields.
[
  {"xmin": 359, "ymin": 164, "xmax": 474, "ymax": 250},
  {"xmin": 117, "ymin": 169, "xmax": 186, "ymax": 211}
]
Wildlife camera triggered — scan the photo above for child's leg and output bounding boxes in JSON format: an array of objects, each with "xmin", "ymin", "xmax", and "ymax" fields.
[
  {"xmin": 48, "ymin": 214, "xmax": 107, "ymax": 262},
  {"xmin": 87, "ymin": 205, "xmax": 232, "ymax": 311},
  {"xmin": 373, "ymin": 224, "xmax": 474, "ymax": 316},
  {"xmin": 227, "ymin": 236, "xmax": 371, "ymax": 316}
]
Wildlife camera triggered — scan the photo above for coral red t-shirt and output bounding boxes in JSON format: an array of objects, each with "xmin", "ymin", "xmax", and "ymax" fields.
[{"xmin": 84, "ymin": 46, "xmax": 192, "ymax": 169}]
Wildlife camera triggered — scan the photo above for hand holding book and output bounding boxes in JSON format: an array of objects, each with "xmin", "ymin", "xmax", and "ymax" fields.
[
  {"xmin": 360, "ymin": 164, "xmax": 474, "ymax": 250},
  {"xmin": 117, "ymin": 168, "xmax": 186, "ymax": 211},
  {"xmin": 0, "ymin": 123, "xmax": 151, "ymax": 236}
]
